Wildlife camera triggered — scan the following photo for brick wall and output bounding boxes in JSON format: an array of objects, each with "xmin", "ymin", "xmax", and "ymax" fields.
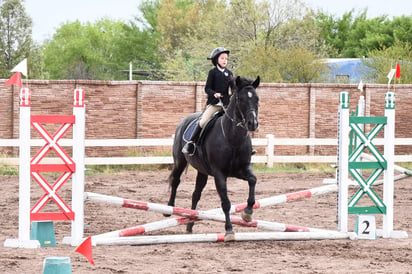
[{"xmin": 1, "ymin": 79, "xmax": 411, "ymax": 157}]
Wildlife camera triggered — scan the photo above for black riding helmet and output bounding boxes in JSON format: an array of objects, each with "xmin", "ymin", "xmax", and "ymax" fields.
[{"xmin": 207, "ymin": 47, "xmax": 230, "ymax": 66}]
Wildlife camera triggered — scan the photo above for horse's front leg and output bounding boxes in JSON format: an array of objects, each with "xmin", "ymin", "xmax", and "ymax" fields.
[
  {"xmin": 214, "ymin": 174, "xmax": 234, "ymax": 241},
  {"xmin": 186, "ymin": 172, "xmax": 208, "ymax": 233},
  {"xmin": 241, "ymin": 168, "xmax": 256, "ymax": 223}
]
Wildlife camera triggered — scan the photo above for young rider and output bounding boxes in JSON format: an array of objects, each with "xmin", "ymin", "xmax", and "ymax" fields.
[{"xmin": 182, "ymin": 47, "xmax": 233, "ymax": 155}]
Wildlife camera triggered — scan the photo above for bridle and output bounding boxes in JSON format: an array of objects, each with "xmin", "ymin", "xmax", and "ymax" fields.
[{"xmin": 223, "ymin": 86, "xmax": 257, "ymax": 130}]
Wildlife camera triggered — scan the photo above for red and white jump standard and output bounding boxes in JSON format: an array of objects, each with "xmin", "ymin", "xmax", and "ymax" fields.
[{"xmin": 4, "ymin": 88, "xmax": 86, "ymax": 248}]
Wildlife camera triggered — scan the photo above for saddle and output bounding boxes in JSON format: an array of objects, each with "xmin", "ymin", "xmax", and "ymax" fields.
[{"xmin": 183, "ymin": 111, "xmax": 224, "ymax": 144}]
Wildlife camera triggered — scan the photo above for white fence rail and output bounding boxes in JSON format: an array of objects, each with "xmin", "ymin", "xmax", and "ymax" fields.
[{"xmin": 1, "ymin": 135, "xmax": 412, "ymax": 167}]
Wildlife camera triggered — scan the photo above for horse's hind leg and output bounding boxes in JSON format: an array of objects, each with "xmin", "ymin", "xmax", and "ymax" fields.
[
  {"xmin": 164, "ymin": 156, "xmax": 187, "ymax": 217},
  {"xmin": 186, "ymin": 172, "xmax": 208, "ymax": 233}
]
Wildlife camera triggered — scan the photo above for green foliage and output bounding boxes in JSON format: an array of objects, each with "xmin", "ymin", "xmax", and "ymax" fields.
[
  {"xmin": 43, "ymin": 18, "xmax": 160, "ymax": 80},
  {"xmin": 3, "ymin": 0, "xmax": 411, "ymax": 83},
  {"xmin": 237, "ymin": 44, "xmax": 328, "ymax": 83},
  {"xmin": 44, "ymin": 19, "xmax": 123, "ymax": 80},
  {"xmin": 0, "ymin": 0, "xmax": 33, "ymax": 77},
  {"xmin": 365, "ymin": 40, "xmax": 412, "ymax": 84},
  {"xmin": 153, "ymin": 0, "xmax": 228, "ymax": 81},
  {"xmin": 316, "ymin": 9, "xmax": 412, "ymax": 59}
]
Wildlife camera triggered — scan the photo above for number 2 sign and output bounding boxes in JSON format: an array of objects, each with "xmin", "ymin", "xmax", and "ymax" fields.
[{"xmin": 355, "ymin": 215, "xmax": 377, "ymax": 240}]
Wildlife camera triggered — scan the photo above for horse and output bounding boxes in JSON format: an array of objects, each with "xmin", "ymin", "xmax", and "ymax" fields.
[{"xmin": 165, "ymin": 75, "xmax": 260, "ymax": 241}]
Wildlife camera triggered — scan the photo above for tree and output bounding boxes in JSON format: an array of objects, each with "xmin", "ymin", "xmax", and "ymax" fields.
[
  {"xmin": 316, "ymin": 10, "xmax": 412, "ymax": 59},
  {"xmin": 43, "ymin": 18, "xmax": 159, "ymax": 80},
  {"xmin": 44, "ymin": 20, "xmax": 126, "ymax": 79},
  {"xmin": 115, "ymin": 22, "xmax": 161, "ymax": 80},
  {"xmin": 152, "ymin": 0, "xmax": 227, "ymax": 81},
  {"xmin": 0, "ymin": 0, "xmax": 33, "ymax": 77},
  {"xmin": 232, "ymin": 1, "xmax": 328, "ymax": 82},
  {"xmin": 365, "ymin": 40, "xmax": 412, "ymax": 84},
  {"xmin": 342, "ymin": 14, "xmax": 392, "ymax": 58},
  {"xmin": 237, "ymin": 44, "xmax": 327, "ymax": 83},
  {"xmin": 389, "ymin": 16, "xmax": 412, "ymax": 45}
]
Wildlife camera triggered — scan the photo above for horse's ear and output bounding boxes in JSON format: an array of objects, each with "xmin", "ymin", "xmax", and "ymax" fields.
[
  {"xmin": 235, "ymin": 76, "xmax": 241, "ymax": 87},
  {"xmin": 253, "ymin": 76, "xmax": 260, "ymax": 88},
  {"xmin": 229, "ymin": 76, "xmax": 238, "ymax": 94}
]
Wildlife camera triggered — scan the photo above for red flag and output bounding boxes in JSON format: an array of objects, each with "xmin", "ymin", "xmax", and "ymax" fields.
[
  {"xmin": 74, "ymin": 236, "xmax": 95, "ymax": 265},
  {"xmin": 395, "ymin": 63, "xmax": 401, "ymax": 79},
  {"xmin": 4, "ymin": 72, "xmax": 22, "ymax": 88}
]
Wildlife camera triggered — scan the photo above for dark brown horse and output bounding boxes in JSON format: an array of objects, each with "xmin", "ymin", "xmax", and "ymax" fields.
[{"xmin": 166, "ymin": 76, "xmax": 260, "ymax": 241}]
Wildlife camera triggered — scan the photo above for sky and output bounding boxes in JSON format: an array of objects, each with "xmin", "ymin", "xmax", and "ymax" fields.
[
  {"xmin": 24, "ymin": 0, "xmax": 412, "ymax": 43},
  {"xmin": 25, "ymin": 0, "xmax": 143, "ymax": 42}
]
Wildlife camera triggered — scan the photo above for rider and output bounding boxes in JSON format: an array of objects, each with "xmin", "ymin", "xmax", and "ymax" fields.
[{"xmin": 182, "ymin": 47, "xmax": 233, "ymax": 155}]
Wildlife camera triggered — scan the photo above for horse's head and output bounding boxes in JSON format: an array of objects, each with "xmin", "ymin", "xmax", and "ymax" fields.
[{"xmin": 229, "ymin": 75, "xmax": 260, "ymax": 131}]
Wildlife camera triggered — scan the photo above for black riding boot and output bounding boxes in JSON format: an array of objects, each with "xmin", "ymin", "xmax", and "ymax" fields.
[{"xmin": 182, "ymin": 124, "xmax": 202, "ymax": 155}]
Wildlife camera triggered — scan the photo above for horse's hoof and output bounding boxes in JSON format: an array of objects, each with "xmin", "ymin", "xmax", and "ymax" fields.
[
  {"xmin": 224, "ymin": 232, "xmax": 235, "ymax": 242},
  {"xmin": 241, "ymin": 211, "xmax": 252, "ymax": 223}
]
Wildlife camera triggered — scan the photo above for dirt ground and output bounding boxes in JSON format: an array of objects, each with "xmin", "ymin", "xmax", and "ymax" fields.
[{"xmin": 1, "ymin": 169, "xmax": 412, "ymax": 274}]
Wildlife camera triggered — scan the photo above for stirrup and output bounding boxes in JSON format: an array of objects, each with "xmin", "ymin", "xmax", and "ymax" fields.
[{"xmin": 182, "ymin": 142, "xmax": 196, "ymax": 155}]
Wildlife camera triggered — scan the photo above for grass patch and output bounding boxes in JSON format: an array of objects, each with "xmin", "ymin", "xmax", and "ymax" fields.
[
  {"xmin": 397, "ymin": 162, "xmax": 412, "ymax": 171},
  {"xmin": 0, "ymin": 163, "xmax": 19, "ymax": 175},
  {"xmin": 85, "ymin": 164, "xmax": 171, "ymax": 175},
  {"xmin": 253, "ymin": 163, "xmax": 336, "ymax": 173},
  {"xmin": 3, "ymin": 160, "xmax": 412, "ymax": 176}
]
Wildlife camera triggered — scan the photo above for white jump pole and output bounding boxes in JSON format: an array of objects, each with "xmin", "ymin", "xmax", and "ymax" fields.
[
  {"xmin": 63, "ymin": 89, "xmax": 86, "ymax": 246},
  {"xmin": 383, "ymin": 92, "xmax": 395, "ymax": 238},
  {"xmin": 379, "ymin": 93, "xmax": 407, "ymax": 238},
  {"xmin": 337, "ymin": 92, "xmax": 349, "ymax": 233},
  {"xmin": 93, "ymin": 231, "xmax": 355, "ymax": 246},
  {"xmin": 4, "ymin": 89, "xmax": 40, "ymax": 248}
]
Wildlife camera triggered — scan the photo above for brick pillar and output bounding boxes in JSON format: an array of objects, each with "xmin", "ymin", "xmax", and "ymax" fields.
[
  {"xmin": 136, "ymin": 82, "xmax": 143, "ymax": 138},
  {"xmin": 195, "ymin": 83, "xmax": 204, "ymax": 112},
  {"xmin": 309, "ymin": 85, "xmax": 316, "ymax": 155}
]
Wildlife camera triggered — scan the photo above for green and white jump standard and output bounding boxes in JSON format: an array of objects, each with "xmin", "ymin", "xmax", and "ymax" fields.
[{"xmin": 337, "ymin": 91, "xmax": 407, "ymax": 238}]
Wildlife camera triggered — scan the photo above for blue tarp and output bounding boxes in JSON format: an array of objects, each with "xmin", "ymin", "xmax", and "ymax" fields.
[{"xmin": 323, "ymin": 58, "xmax": 373, "ymax": 83}]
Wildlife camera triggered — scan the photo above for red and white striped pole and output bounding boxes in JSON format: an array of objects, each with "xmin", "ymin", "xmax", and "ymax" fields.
[
  {"xmin": 86, "ymin": 184, "xmax": 337, "ymax": 239},
  {"xmin": 85, "ymin": 186, "xmax": 337, "ymax": 242},
  {"xmin": 230, "ymin": 184, "xmax": 338, "ymax": 214}
]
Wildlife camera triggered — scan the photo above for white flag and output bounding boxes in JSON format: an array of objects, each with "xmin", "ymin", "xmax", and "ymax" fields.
[
  {"xmin": 387, "ymin": 68, "xmax": 396, "ymax": 84},
  {"xmin": 11, "ymin": 58, "xmax": 27, "ymax": 77},
  {"xmin": 357, "ymin": 80, "xmax": 363, "ymax": 91}
]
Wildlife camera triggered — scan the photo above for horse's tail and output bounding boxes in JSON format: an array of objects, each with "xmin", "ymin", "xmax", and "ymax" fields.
[
  {"xmin": 167, "ymin": 172, "xmax": 173, "ymax": 192},
  {"xmin": 167, "ymin": 112, "xmax": 200, "ymax": 192}
]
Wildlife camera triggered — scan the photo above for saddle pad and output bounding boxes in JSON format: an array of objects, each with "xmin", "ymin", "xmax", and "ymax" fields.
[{"xmin": 183, "ymin": 118, "xmax": 201, "ymax": 142}]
